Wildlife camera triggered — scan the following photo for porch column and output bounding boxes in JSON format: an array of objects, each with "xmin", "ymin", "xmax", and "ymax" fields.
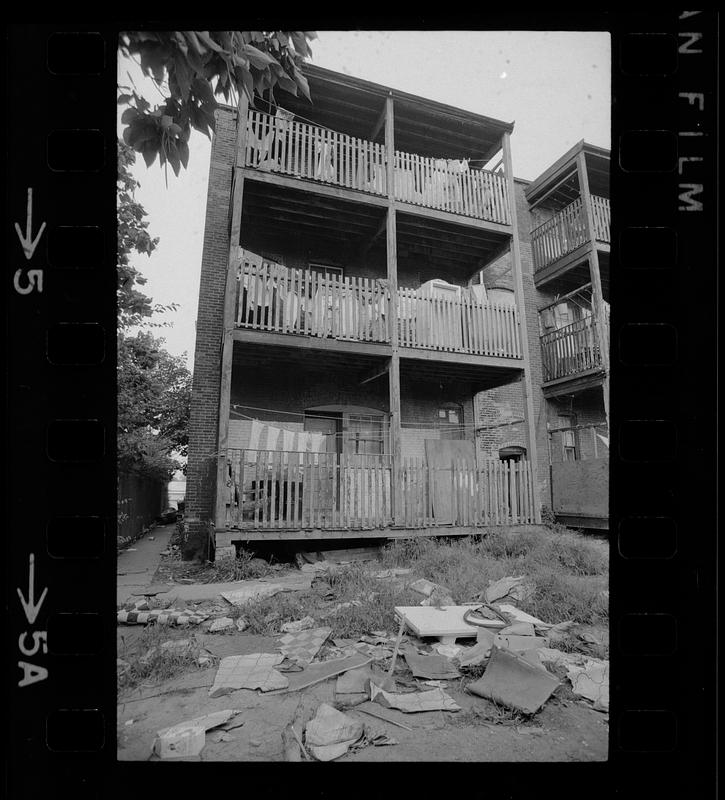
[
  {"xmin": 215, "ymin": 92, "xmax": 249, "ymax": 533},
  {"xmin": 384, "ymin": 93, "xmax": 403, "ymax": 522},
  {"xmin": 576, "ymin": 151, "xmax": 610, "ymax": 428},
  {"xmin": 502, "ymin": 131, "xmax": 542, "ymax": 522}
]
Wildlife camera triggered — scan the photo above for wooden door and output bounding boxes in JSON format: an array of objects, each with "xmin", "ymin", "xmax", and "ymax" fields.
[
  {"xmin": 425, "ymin": 439, "xmax": 475, "ymax": 524},
  {"xmin": 303, "ymin": 413, "xmax": 341, "ymax": 524}
]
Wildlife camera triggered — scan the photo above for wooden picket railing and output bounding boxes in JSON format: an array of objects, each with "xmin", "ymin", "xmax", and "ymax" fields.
[
  {"xmin": 540, "ymin": 315, "xmax": 605, "ymax": 382},
  {"xmin": 245, "ymin": 109, "xmax": 388, "ymax": 196},
  {"xmin": 224, "ymin": 450, "xmax": 393, "ymax": 530},
  {"xmin": 591, "ymin": 195, "xmax": 610, "ymax": 243},
  {"xmin": 223, "ymin": 450, "xmax": 536, "ymax": 529},
  {"xmin": 394, "ymin": 151, "xmax": 510, "ymax": 224},
  {"xmin": 397, "ymin": 287, "xmax": 522, "ymax": 358},
  {"xmin": 235, "ymin": 259, "xmax": 390, "ymax": 343},
  {"xmin": 243, "ymin": 110, "xmax": 511, "ymax": 225}
]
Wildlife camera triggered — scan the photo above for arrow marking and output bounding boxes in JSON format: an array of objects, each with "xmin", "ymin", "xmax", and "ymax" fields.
[
  {"xmin": 14, "ymin": 188, "xmax": 46, "ymax": 260},
  {"xmin": 17, "ymin": 553, "xmax": 48, "ymax": 626}
]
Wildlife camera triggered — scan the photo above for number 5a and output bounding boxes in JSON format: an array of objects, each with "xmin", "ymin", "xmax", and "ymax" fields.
[{"xmin": 19, "ymin": 631, "xmax": 47, "ymax": 657}]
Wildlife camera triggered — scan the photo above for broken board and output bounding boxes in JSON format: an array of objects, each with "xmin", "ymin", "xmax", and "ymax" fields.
[
  {"xmin": 394, "ymin": 606, "xmax": 482, "ymax": 643},
  {"xmin": 425, "ymin": 440, "xmax": 476, "ymax": 524}
]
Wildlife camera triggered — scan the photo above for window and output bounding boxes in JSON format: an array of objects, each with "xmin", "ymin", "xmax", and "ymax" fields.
[
  {"xmin": 308, "ymin": 263, "xmax": 343, "ymax": 279},
  {"xmin": 345, "ymin": 414, "xmax": 385, "ymax": 456},
  {"xmin": 555, "ymin": 414, "xmax": 578, "ymax": 461},
  {"xmin": 437, "ymin": 404, "xmax": 464, "ymax": 440}
]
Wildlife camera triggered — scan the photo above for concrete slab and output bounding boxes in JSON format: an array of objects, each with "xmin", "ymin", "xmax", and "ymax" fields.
[{"xmin": 117, "ymin": 525, "xmax": 177, "ymax": 604}]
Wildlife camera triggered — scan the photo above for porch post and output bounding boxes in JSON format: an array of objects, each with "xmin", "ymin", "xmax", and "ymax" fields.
[
  {"xmin": 215, "ymin": 92, "xmax": 249, "ymax": 534},
  {"xmin": 384, "ymin": 93, "xmax": 403, "ymax": 523},
  {"xmin": 502, "ymin": 132, "xmax": 542, "ymax": 523},
  {"xmin": 576, "ymin": 151, "xmax": 610, "ymax": 428}
]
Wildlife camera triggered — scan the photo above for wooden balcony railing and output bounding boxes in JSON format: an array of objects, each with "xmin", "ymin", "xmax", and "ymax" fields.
[
  {"xmin": 236, "ymin": 255, "xmax": 523, "ymax": 359},
  {"xmin": 394, "ymin": 151, "xmax": 510, "ymax": 224},
  {"xmin": 244, "ymin": 109, "xmax": 388, "ymax": 196},
  {"xmin": 244, "ymin": 110, "xmax": 510, "ymax": 225},
  {"xmin": 531, "ymin": 195, "xmax": 610, "ymax": 272},
  {"xmin": 591, "ymin": 195, "xmax": 610, "ymax": 243},
  {"xmin": 223, "ymin": 449, "xmax": 536, "ymax": 529},
  {"xmin": 540, "ymin": 314, "xmax": 607, "ymax": 382},
  {"xmin": 397, "ymin": 288, "xmax": 521, "ymax": 358},
  {"xmin": 235, "ymin": 258, "xmax": 390, "ymax": 344}
]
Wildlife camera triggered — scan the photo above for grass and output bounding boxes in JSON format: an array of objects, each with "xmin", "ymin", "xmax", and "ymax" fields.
[
  {"xmin": 379, "ymin": 526, "xmax": 608, "ymax": 627},
  {"xmin": 117, "ymin": 624, "xmax": 210, "ymax": 691}
]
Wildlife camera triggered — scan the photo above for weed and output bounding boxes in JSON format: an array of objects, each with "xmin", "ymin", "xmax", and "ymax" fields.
[
  {"xmin": 117, "ymin": 624, "xmax": 207, "ymax": 691},
  {"xmin": 452, "ymin": 698, "xmax": 529, "ymax": 727}
]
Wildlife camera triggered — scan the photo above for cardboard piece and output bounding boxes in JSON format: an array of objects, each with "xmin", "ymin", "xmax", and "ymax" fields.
[
  {"xmin": 272, "ymin": 652, "xmax": 373, "ymax": 694},
  {"xmin": 209, "ymin": 653, "xmax": 288, "ymax": 696},
  {"xmin": 402, "ymin": 649, "xmax": 459, "ymax": 680},
  {"xmin": 496, "ymin": 604, "xmax": 551, "ymax": 629},
  {"xmin": 279, "ymin": 626, "xmax": 332, "ymax": 665},
  {"xmin": 466, "ymin": 646, "xmax": 560, "ymax": 714},
  {"xmin": 458, "ymin": 628, "xmax": 497, "ymax": 667},
  {"xmin": 566, "ymin": 659, "xmax": 609, "ymax": 711},
  {"xmin": 394, "ymin": 606, "xmax": 481, "ymax": 639},
  {"xmin": 371, "ymin": 683, "xmax": 461, "ymax": 713},
  {"xmin": 153, "ymin": 709, "xmax": 240, "ymax": 758},
  {"xmin": 485, "ymin": 576, "xmax": 535, "ymax": 604},
  {"xmin": 220, "ymin": 573, "xmax": 314, "ymax": 607},
  {"xmin": 353, "ymin": 701, "xmax": 414, "ymax": 731},
  {"xmin": 305, "ymin": 703, "xmax": 364, "ymax": 761}
]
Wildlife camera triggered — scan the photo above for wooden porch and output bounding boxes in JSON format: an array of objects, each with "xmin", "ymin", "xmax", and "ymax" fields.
[
  {"xmin": 540, "ymin": 313, "xmax": 609, "ymax": 383},
  {"xmin": 243, "ymin": 109, "xmax": 510, "ymax": 225},
  {"xmin": 531, "ymin": 195, "xmax": 610, "ymax": 273},
  {"xmin": 234, "ymin": 255, "xmax": 522, "ymax": 359},
  {"xmin": 221, "ymin": 449, "xmax": 537, "ymax": 534}
]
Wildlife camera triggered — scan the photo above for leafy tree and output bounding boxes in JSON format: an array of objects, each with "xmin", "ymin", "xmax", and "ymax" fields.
[
  {"xmin": 118, "ymin": 30, "xmax": 316, "ymax": 176},
  {"xmin": 118, "ymin": 332, "xmax": 192, "ymax": 481}
]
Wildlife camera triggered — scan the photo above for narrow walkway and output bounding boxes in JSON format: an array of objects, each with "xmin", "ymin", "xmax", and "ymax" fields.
[{"xmin": 117, "ymin": 524, "xmax": 176, "ymax": 605}]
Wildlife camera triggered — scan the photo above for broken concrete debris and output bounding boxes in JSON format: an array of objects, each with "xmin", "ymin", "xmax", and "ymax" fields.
[
  {"xmin": 466, "ymin": 645, "xmax": 560, "ymax": 714},
  {"xmin": 209, "ymin": 653, "xmax": 289, "ymax": 696},
  {"xmin": 458, "ymin": 628, "xmax": 497, "ymax": 667},
  {"xmin": 117, "ymin": 609, "xmax": 208, "ymax": 626},
  {"xmin": 566, "ymin": 659, "xmax": 609, "ymax": 711}
]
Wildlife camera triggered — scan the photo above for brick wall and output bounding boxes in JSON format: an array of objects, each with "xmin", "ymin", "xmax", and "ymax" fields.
[{"xmin": 184, "ymin": 106, "xmax": 237, "ymax": 556}]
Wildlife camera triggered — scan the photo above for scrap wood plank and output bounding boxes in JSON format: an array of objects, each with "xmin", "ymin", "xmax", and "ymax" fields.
[
  {"xmin": 353, "ymin": 702, "xmax": 413, "ymax": 731},
  {"xmin": 269, "ymin": 653, "xmax": 373, "ymax": 694}
]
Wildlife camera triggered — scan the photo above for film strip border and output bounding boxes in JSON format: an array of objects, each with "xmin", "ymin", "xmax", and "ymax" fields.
[
  {"xmin": 4, "ymin": 16, "xmax": 718, "ymax": 795},
  {"xmin": 7, "ymin": 26, "xmax": 114, "ymax": 796},
  {"xmin": 612, "ymin": 10, "xmax": 717, "ymax": 794}
]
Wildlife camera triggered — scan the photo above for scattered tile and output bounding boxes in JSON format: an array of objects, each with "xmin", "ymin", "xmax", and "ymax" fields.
[
  {"xmin": 117, "ymin": 609, "xmax": 208, "ymax": 626},
  {"xmin": 208, "ymin": 653, "xmax": 288, "ymax": 696},
  {"xmin": 279, "ymin": 627, "xmax": 332, "ymax": 665},
  {"xmin": 371, "ymin": 683, "xmax": 460, "ymax": 713},
  {"xmin": 466, "ymin": 646, "xmax": 560, "ymax": 714}
]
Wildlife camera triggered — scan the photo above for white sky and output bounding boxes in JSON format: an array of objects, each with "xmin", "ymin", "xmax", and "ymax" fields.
[{"xmin": 119, "ymin": 31, "xmax": 610, "ymax": 367}]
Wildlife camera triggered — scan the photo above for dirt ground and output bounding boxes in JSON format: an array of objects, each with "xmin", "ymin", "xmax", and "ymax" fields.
[{"xmin": 117, "ymin": 626, "xmax": 608, "ymax": 762}]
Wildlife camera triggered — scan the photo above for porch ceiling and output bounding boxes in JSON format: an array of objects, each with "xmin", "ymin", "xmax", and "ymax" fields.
[
  {"xmin": 231, "ymin": 337, "xmax": 389, "ymax": 374},
  {"xmin": 400, "ymin": 356, "xmax": 521, "ymax": 392}
]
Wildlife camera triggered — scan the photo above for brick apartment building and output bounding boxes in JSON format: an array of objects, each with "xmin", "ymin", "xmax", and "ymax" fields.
[{"xmin": 183, "ymin": 65, "xmax": 609, "ymax": 559}]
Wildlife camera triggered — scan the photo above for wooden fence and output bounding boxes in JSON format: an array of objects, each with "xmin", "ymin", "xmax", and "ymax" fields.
[
  {"xmin": 236, "ymin": 260, "xmax": 390, "ymax": 343},
  {"xmin": 394, "ymin": 151, "xmax": 510, "ymax": 224},
  {"xmin": 224, "ymin": 450, "xmax": 535, "ymax": 529},
  {"xmin": 397, "ymin": 287, "xmax": 521, "ymax": 358},
  {"xmin": 225, "ymin": 450, "xmax": 393, "ymax": 530},
  {"xmin": 244, "ymin": 109, "xmax": 388, "ymax": 196},
  {"xmin": 118, "ymin": 472, "xmax": 168, "ymax": 540},
  {"xmin": 540, "ymin": 315, "xmax": 605, "ymax": 382}
]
